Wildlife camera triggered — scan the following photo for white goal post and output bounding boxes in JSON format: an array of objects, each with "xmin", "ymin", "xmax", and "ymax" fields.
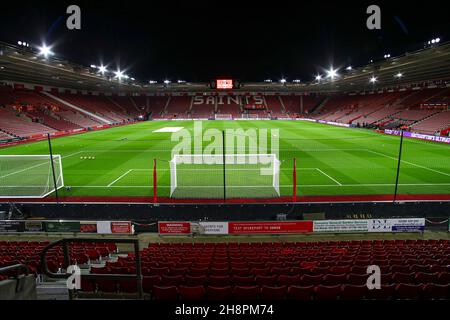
[
  {"xmin": 215, "ymin": 114, "xmax": 233, "ymax": 120},
  {"xmin": 169, "ymin": 154, "xmax": 280, "ymax": 198},
  {"xmin": 0, "ymin": 155, "xmax": 64, "ymax": 198}
]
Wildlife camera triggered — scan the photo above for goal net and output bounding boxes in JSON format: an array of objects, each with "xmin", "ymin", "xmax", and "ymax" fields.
[
  {"xmin": 215, "ymin": 114, "xmax": 233, "ymax": 120},
  {"xmin": 0, "ymin": 155, "xmax": 64, "ymax": 198},
  {"xmin": 169, "ymin": 154, "xmax": 280, "ymax": 199}
]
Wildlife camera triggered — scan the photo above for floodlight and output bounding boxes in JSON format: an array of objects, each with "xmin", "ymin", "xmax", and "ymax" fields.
[
  {"xmin": 114, "ymin": 70, "xmax": 124, "ymax": 79},
  {"xmin": 38, "ymin": 44, "xmax": 53, "ymax": 58},
  {"xmin": 98, "ymin": 65, "xmax": 107, "ymax": 73},
  {"xmin": 326, "ymin": 68, "xmax": 338, "ymax": 80},
  {"xmin": 280, "ymin": 78, "xmax": 287, "ymax": 84},
  {"xmin": 370, "ymin": 76, "xmax": 377, "ymax": 83}
]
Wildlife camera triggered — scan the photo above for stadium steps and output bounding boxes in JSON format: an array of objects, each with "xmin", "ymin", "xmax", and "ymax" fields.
[
  {"xmin": 309, "ymin": 96, "xmax": 330, "ymax": 115},
  {"xmin": 129, "ymin": 96, "xmax": 141, "ymax": 113},
  {"xmin": 36, "ymin": 280, "xmax": 70, "ymax": 300},
  {"xmin": 41, "ymin": 92, "xmax": 111, "ymax": 124},
  {"xmin": 106, "ymin": 97, "xmax": 128, "ymax": 114}
]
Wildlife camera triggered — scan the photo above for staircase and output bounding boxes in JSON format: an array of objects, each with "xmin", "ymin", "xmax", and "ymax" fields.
[{"xmin": 310, "ymin": 96, "xmax": 330, "ymax": 115}]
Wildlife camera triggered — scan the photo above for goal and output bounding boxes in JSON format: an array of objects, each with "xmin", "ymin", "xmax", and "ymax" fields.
[
  {"xmin": 169, "ymin": 154, "xmax": 280, "ymax": 199},
  {"xmin": 215, "ymin": 114, "xmax": 233, "ymax": 120},
  {"xmin": 0, "ymin": 155, "xmax": 64, "ymax": 198}
]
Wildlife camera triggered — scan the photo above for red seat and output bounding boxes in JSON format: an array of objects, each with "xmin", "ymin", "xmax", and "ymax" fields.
[
  {"xmin": 251, "ymin": 268, "xmax": 270, "ymax": 276},
  {"xmin": 255, "ymin": 275, "xmax": 278, "ymax": 286},
  {"xmin": 415, "ymin": 272, "xmax": 438, "ymax": 284},
  {"xmin": 208, "ymin": 275, "xmax": 230, "ymax": 287},
  {"xmin": 422, "ymin": 284, "xmax": 450, "ymax": 300},
  {"xmin": 260, "ymin": 286, "xmax": 287, "ymax": 300},
  {"xmin": 278, "ymin": 274, "xmax": 300, "ymax": 286},
  {"xmin": 301, "ymin": 274, "xmax": 323, "ymax": 286},
  {"xmin": 340, "ymin": 284, "xmax": 367, "ymax": 300},
  {"xmin": 395, "ymin": 283, "xmax": 422, "ymax": 300},
  {"xmin": 96, "ymin": 279, "xmax": 117, "ymax": 293},
  {"xmin": 206, "ymin": 286, "xmax": 233, "ymax": 301},
  {"xmin": 170, "ymin": 267, "xmax": 188, "ymax": 276},
  {"xmin": 233, "ymin": 286, "xmax": 260, "ymax": 300},
  {"xmin": 119, "ymin": 279, "xmax": 138, "ymax": 293},
  {"xmin": 185, "ymin": 275, "xmax": 207, "ymax": 286},
  {"xmin": 142, "ymin": 276, "xmax": 162, "ymax": 293},
  {"xmin": 323, "ymin": 273, "xmax": 347, "ymax": 286},
  {"xmin": 346, "ymin": 273, "xmax": 368, "ymax": 285},
  {"xmin": 315, "ymin": 285, "xmax": 341, "ymax": 300},
  {"xmin": 231, "ymin": 267, "xmax": 251, "ymax": 277},
  {"xmin": 152, "ymin": 286, "xmax": 178, "ymax": 300},
  {"xmin": 231, "ymin": 275, "xmax": 255, "ymax": 286},
  {"xmin": 392, "ymin": 272, "xmax": 415, "ymax": 284},
  {"xmin": 437, "ymin": 272, "xmax": 450, "ymax": 284},
  {"xmin": 367, "ymin": 284, "xmax": 396, "ymax": 300},
  {"xmin": 190, "ymin": 267, "xmax": 209, "ymax": 277},
  {"xmin": 390, "ymin": 265, "xmax": 411, "ymax": 274},
  {"xmin": 161, "ymin": 275, "xmax": 184, "ymax": 286},
  {"xmin": 150, "ymin": 267, "xmax": 169, "ymax": 276},
  {"xmin": 286, "ymin": 285, "xmax": 314, "ymax": 300},
  {"xmin": 178, "ymin": 286, "xmax": 205, "ymax": 300},
  {"xmin": 210, "ymin": 268, "xmax": 229, "ymax": 276},
  {"xmin": 330, "ymin": 265, "xmax": 351, "ymax": 274}
]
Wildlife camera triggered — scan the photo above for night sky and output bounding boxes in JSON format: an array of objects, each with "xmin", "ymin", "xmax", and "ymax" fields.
[{"xmin": 1, "ymin": 0, "xmax": 449, "ymax": 82}]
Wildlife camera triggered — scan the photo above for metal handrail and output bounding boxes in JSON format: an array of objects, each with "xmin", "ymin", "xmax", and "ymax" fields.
[
  {"xmin": 40, "ymin": 238, "xmax": 143, "ymax": 299},
  {"xmin": 0, "ymin": 264, "xmax": 30, "ymax": 276}
]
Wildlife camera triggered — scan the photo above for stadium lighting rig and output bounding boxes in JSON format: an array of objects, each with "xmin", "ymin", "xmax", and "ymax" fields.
[
  {"xmin": 345, "ymin": 66, "xmax": 352, "ymax": 71},
  {"xmin": 428, "ymin": 38, "xmax": 441, "ymax": 45},
  {"xmin": 148, "ymin": 80, "xmax": 157, "ymax": 84},
  {"xmin": 114, "ymin": 70, "xmax": 124, "ymax": 80},
  {"xmin": 383, "ymin": 54, "xmax": 391, "ymax": 59},
  {"xmin": 369, "ymin": 76, "xmax": 377, "ymax": 83},
  {"xmin": 292, "ymin": 79, "xmax": 301, "ymax": 83},
  {"xmin": 395, "ymin": 72, "xmax": 403, "ymax": 78},
  {"xmin": 37, "ymin": 44, "xmax": 53, "ymax": 58},
  {"xmin": 17, "ymin": 41, "xmax": 30, "ymax": 47},
  {"xmin": 98, "ymin": 65, "xmax": 108, "ymax": 74},
  {"xmin": 315, "ymin": 74, "xmax": 322, "ymax": 81},
  {"xmin": 264, "ymin": 79, "xmax": 272, "ymax": 83},
  {"xmin": 279, "ymin": 78, "xmax": 287, "ymax": 84},
  {"xmin": 326, "ymin": 68, "xmax": 339, "ymax": 80},
  {"xmin": 164, "ymin": 80, "xmax": 171, "ymax": 84}
]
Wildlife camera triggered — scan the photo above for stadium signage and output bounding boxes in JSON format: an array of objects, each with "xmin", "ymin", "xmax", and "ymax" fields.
[
  {"xmin": 313, "ymin": 220, "xmax": 369, "ymax": 233},
  {"xmin": 198, "ymin": 222, "xmax": 228, "ymax": 235},
  {"xmin": 228, "ymin": 221, "xmax": 313, "ymax": 234},
  {"xmin": 158, "ymin": 222, "xmax": 191, "ymax": 234},
  {"xmin": 0, "ymin": 221, "xmax": 25, "ymax": 232},
  {"xmin": 367, "ymin": 218, "xmax": 425, "ymax": 233},
  {"xmin": 384, "ymin": 129, "xmax": 450, "ymax": 144}
]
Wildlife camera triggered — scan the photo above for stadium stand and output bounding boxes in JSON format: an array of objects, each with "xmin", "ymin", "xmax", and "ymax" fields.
[
  {"xmin": 165, "ymin": 96, "xmax": 191, "ymax": 118},
  {"xmin": 25, "ymin": 239, "xmax": 446, "ymax": 300}
]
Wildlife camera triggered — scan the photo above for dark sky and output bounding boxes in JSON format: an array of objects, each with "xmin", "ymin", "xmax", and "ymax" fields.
[{"xmin": 1, "ymin": 0, "xmax": 449, "ymax": 82}]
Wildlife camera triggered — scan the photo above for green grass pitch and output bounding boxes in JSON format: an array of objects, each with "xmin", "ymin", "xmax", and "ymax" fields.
[{"xmin": 0, "ymin": 120, "xmax": 449, "ymax": 199}]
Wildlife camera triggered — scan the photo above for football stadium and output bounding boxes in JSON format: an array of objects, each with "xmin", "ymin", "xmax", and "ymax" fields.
[{"xmin": 0, "ymin": 1, "xmax": 449, "ymax": 312}]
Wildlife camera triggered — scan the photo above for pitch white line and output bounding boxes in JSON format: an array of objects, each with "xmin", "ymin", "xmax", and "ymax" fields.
[
  {"xmin": 315, "ymin": 168, "xmax": 342, "ymax": 186},
  {"xmin": 107, "ymin": 169, "xmax": 133, "ymax": 187},
  {"xmin": 365, "ymin": 149, "xmax": 450, "ymax": 177}
]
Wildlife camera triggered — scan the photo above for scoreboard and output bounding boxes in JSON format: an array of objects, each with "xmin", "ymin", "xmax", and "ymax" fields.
[
  {"xmin": 216, "ymin": 79, "xmax": 233, "ymax": 89},
  {"xmin": 210, "ymin": 79, "xmax": 241, "ymax": 90}
]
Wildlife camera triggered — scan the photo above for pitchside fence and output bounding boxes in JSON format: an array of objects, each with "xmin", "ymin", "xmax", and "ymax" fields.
[{"xmin": 0, "ymin": 129, "xmax": 448, "ymax": 202}]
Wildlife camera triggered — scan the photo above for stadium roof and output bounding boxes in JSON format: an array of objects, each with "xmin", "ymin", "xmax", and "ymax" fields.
[{"xmin": 1, "ymin": 40, "xmax": 450, "ymax": 94}]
